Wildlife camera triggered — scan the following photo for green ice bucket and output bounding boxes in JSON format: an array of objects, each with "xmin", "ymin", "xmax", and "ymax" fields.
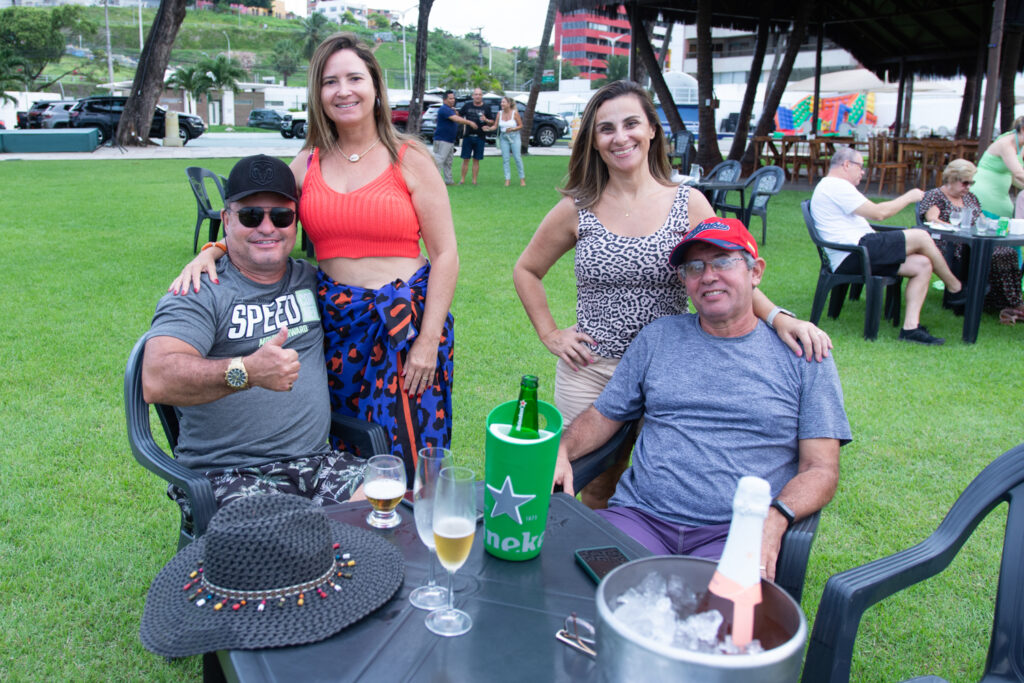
[{"xmin": 483, "ymin": 400, "xmax": 563, "ymax": 560}]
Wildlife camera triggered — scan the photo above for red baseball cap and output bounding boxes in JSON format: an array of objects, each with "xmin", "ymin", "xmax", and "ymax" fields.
[{"xmin": 669, "ymin": 218, "xmax": 759, "ymax": 266}]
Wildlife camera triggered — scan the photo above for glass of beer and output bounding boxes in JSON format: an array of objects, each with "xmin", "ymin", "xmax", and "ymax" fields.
[
  {"xmin": 425, "ymin": 466, "xmax": 476, "ymax": 636},
  {"xmin": 364, "ymin": 454, "xmax": 406, "ymax": 529},
  {"xmin": 409, "ymin": 447, "xmax": 450, "ymax": 610}
]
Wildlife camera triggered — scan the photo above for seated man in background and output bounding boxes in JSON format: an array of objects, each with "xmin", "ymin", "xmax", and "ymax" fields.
[
  {"xmin": 553, "ymin": 219, "xmax": 851, "ymax": 580},
  {"xmin": 142, "ymin": 154, "xmax": 365, "ymax": 515},
  {"xmin": 810, "ymin": 146, "xmax": 964, "ymax": 345}
]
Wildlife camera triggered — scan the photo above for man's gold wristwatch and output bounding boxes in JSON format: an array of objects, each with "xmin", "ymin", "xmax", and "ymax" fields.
[{"xmin": 225, "ymin": 356, "xmax": 249, "ymax": 391}]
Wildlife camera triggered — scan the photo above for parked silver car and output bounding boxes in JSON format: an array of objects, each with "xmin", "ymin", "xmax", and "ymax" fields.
[{"xmin": 40, "ymin": 100, "xmax": 79, "ymax": 128}]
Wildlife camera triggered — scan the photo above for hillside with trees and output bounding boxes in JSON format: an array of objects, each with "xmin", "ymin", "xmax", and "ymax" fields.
[{"xmin": 2, "ymin": 4, "xmax": 578, "ymax": 100}]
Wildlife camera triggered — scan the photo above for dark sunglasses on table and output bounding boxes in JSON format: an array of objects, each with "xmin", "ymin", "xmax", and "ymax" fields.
[
  {"xmin": 230, "ymin": 206, "xmax": 296, "ymax": 228},
  {"xmin": 677, "ymin": 256, "xmax": 747, "ymax": 278}
]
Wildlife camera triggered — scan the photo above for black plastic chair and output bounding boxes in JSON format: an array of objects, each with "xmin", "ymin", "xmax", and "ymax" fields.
[
  {"xmin": 124, "ymin": 335, "xmax": 389, "ymax": 549},
  {"xmin": 668, "ymin": 129, "xmax": 694, "ymax": 174},
  {"xmin": 719, "ymin": 165, "xmax": 785, "ymax": 244},
  {"xmin": 564, "ymin": 420, "xmax": 821, "ymax": 604},
  {"xmin": 186, "ymin": 166, "xmax": 225, "ymax": 254},
  {"xmin": 700, "ymin": 159, "xmax": 742, "ymax": 210},
  {"xmin": 802, "ymin": 442, "xmax": 1024, "ymax": 683},
  {"xmin": 801, "ymin": 199, "xmax": 902, "ymax": 341}
]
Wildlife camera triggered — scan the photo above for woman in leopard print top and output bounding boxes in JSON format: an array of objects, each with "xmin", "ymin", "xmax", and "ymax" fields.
[{"xmin": 513, "ymin": 80, "xmax": 832, "ymax": 508}]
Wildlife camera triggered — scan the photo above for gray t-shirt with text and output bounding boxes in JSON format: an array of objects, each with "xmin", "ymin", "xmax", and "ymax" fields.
[
  {"xmin": 597, "ymin": 313, "xmax": 852, "ymax": 526},
  {"xmin": 148, "ymin": 257, "xmax": 329, "ymax": 471}
]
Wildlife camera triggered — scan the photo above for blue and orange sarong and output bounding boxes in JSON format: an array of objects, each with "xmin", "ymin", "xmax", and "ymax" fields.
[{"xmin": 318, "ymin": 262, "xmax": 454, "ymax": 480}]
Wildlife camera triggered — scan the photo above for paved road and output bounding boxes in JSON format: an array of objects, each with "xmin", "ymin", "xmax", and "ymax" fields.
[{"xmin": 0, "ymin": 131, "xmax": 572, "ymax": 162}]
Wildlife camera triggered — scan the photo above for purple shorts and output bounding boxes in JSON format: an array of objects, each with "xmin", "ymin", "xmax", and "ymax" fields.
[{"xmin": 596, "ymin": 506, "xmax": 730, "ymax": 559}]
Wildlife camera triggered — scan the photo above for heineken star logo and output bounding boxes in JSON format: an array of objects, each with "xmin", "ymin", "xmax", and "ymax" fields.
[{"xmin": 486, "ymin": 475, "xmax": 536, "ymax": 525}]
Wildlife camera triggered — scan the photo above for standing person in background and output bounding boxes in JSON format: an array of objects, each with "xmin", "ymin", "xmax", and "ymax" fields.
[
  {"xmin": 171, "ymin": 33, "xmax": 459, "ymax": 475},
  {"xmin": 514, "ymin": 80, "xmax": 832, "ymax": 510},
  {"xmin": 492, "ymin": 96, "xmax": 526, "ymax": 187},
  {"xmin": 971, "ymin": 116, "xmax": 1024, "ymax": 218},
  {"xmin": 432, "ymin": 90, "xmax": 474, "ymax": 186},
  {"xmin": 458, "ymin": 88, "xmax": 494, "ymax": 186}
]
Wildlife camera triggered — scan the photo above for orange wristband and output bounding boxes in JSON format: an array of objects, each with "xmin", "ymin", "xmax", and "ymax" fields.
[{"xmin": 201, "ymin": 241, "xmax": 227, "ymax": 253}]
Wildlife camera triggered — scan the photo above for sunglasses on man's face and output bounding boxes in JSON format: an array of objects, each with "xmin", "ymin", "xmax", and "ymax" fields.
[{"xmin": 230, "ymin": 206, "xmax": 296, "ymax": 228}]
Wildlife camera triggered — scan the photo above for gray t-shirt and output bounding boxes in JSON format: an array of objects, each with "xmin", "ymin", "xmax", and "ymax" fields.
[
  {"xmin": 148, "ymin": 257, "xmax": 329, "ymax": 471},
  {"xmin": 597, "ymin": 314, "xmax": 852, "ymax": 526}
]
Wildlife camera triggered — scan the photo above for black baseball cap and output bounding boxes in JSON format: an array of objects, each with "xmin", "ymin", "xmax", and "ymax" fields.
[{"xmin": 224, "ymin": 154, "xmax": 298, "ymax": 204}]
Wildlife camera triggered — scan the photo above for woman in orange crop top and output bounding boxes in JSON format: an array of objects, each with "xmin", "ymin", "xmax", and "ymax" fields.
[{"xmin": 172, "ymin": 34, "xmax": 459, "ymax": 478}]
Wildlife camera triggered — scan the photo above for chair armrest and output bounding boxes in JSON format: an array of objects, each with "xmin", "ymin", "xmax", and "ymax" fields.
[
  {"xmin": 124, "ymin": 337, "xmax": 216, "ymax": 536},
  {"xmin": 774, "ymin": 510, "xmax": 820, "ymax": 603},
  {"xmin": 814, "ymin": 239, "xmax": 877, "ymax": 278},
  {"xmin": 869, "ymin": 223, "xmax": 905, "ymax": 232},
  {"xmin": 329, "ymin": 413, "xmax": 390, "ymax": 460},
  {"xmin": 564, "ymin": 421, "xmax": 636, "ymax": 493}
]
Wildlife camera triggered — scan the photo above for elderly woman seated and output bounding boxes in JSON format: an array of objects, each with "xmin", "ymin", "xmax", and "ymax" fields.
[{"xmin": 919, "ymin": 159, "xmax": 1024, "ymax": 324}]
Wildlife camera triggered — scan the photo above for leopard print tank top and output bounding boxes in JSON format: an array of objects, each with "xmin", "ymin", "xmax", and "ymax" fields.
[{"xmin": 575, "ymin": 184, "xmax": 692, "ymax": 359}]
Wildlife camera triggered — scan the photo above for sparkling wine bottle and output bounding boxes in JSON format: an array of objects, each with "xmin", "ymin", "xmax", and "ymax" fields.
[{"xmin": 700, "ymin": 475, "xmax": 771, "ymax": 650}]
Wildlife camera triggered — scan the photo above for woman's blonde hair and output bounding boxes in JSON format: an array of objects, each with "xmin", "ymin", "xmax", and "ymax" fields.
[
  {"xmin": 304, "ymin": 33, "xmax": 410, "ymax": 162},
  {"xmin": 942, "ymin": 158, "xmax": 977, "ymax": 185},
  {"xmin": 560, "ymin": 80, "xmax": 673, "ymax": 209}
]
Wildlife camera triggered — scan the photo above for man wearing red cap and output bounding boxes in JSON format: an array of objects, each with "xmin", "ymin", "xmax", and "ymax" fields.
[{"xmin": 552, "ymin": 218, "xmax": 851, "ymax": 580}]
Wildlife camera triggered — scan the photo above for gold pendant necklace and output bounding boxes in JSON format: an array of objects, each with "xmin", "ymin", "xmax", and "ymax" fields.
[{"xmin": 338, "ymin": 137, "xmax": 380, "ymax": 163}]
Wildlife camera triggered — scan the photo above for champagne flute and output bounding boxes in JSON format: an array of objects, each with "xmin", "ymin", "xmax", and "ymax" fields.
[
  {"xmin": 364, "ymin": 454, "xmax": 406, "ymax": 529},
  {"xmin": 425, "ymin": 466, "xmax": 476, "ymax": 636},
  {"xmin": 409, "ymin": 447, "xmax": 450, "ymax": 610}
]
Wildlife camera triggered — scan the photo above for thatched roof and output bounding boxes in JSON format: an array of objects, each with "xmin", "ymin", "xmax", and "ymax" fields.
[{"xmin": 556, "ymin": 0, "xmax": 1024, "ymax": 79}]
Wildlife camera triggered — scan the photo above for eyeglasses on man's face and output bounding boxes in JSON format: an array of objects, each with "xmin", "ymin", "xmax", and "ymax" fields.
[
  {"xmin": 677, "ymin": 256, "xmax": 747, "ymax": 278},
  {"xmin": 229, "ymin": 206, "xmax": 296, "ymax": 228}
]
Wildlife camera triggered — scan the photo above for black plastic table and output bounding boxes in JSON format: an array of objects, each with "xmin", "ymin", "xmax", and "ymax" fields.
[
  {"xmin": 216, "ymin": 491, "xmax": 652, "ymax": 682},
  {"xmin": 923, "ymin": 226, "xmax": 1024, "ymax": 343}
]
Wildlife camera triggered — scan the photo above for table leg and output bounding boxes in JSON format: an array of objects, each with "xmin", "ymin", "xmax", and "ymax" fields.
[{"xmin": 961, "ymin": 239, "xmax": 994, "ymax": 344}]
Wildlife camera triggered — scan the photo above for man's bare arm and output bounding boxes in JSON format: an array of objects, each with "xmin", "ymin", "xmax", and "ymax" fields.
[
  {"xmin": 760, "ymin": 438, "xmax": 840, "ymax": 580},
  {"xmin": 853, "ymin": 188, "xmax": 924, "ymax": 222},
  {"xmin": 142, "ymin": 327, "xmax": 299, "ymax": 406},
  {"xmin": 552, "ymin": 406, "xmax": 623, "ymax": 495}
]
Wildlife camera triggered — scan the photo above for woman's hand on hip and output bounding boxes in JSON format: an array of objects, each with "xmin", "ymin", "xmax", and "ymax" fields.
[{"xmin": 541, "ymin": 326, "xmax": 597, "ymax": 371}]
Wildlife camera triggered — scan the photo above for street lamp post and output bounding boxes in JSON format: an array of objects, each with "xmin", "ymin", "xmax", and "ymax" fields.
[
  {"xmin": 604, "ymin": 32, "xmax": 628, "ymax": 80},
  {"xmin": 222, "ymin": 30, "xmax": 231, "ymax": 60},
  {"xmin": 398, "ymin": 4, "xmax": 418, "ymax": 90}
]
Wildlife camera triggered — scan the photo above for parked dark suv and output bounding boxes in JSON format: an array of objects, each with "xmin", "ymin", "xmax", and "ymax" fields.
[
  {"xmin": 247, "ymin": 108, "xmax": 289, "ymax": 130},
  {"xmin": 69, "ymin": 96, "xmax": 206, "ymax": 145},
  {"xmin": 420, "ymin": 96, "xmax": 567, "ymax": 147}
]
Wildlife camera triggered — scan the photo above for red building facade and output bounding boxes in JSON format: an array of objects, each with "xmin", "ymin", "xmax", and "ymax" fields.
[{"xmin": 554, "ymin": 5, "xmax": 630, "ymax": 81}]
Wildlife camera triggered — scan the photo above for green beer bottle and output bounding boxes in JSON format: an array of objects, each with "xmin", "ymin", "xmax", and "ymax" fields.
[{"xmin": 509, "ymin": 375, "xmax": 540, "ymax": 439}]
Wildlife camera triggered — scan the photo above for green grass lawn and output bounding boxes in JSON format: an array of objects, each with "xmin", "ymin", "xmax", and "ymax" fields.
[{"xmin": 1, "ymin": 154, "xmax": 1021, "ymax": 681}]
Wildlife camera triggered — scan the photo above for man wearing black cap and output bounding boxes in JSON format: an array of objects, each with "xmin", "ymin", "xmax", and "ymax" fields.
[
  {"xmin": 552, "ymin": 218, "xmax": 851, "ymax": 580},
  {"xmin": 142, "ymin": 155, "xmax": 365, "ymax": 513}
]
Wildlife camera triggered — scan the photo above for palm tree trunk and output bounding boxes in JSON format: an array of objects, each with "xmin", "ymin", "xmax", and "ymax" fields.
[
  {"xmin": 116, "ymin": 0, "xmax": 187, "ymax": 146},
  {"xmin": 741, "ymin": 0, "xmax": 811, "ymax": 172},
  {"xmin": 728, "ymin": 9, "xmax": 768, "ymax": 161},
  {"xmin": 695, "ymin": 0, "xmax": 721, "ymax": 169},
  {"xmin": 1000, "ymin": 29, "xmax": 1022, "ymax": 133},
  {"xmin": 521, "ymin": 0, "xmax": 557, "ymax": 155},
  {"xmin": 406, "ymin": 0, "xmax": 434, "ymax": 135}
]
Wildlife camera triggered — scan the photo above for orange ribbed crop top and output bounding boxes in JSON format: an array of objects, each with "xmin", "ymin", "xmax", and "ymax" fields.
[{"xmin": 298, "ymin": 145, "xmax": 422, "ymax": 260}]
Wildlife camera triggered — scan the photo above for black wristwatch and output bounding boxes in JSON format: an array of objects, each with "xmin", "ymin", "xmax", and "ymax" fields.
[{"xmin": 771, "ymin": 497, "xmax": 795, "ymax": 528}]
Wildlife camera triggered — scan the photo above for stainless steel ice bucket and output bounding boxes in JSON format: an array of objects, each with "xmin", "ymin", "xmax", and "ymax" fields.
[{"xmin": 596, "ymin": 556, "xmax": 806, "ymax": 683}]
